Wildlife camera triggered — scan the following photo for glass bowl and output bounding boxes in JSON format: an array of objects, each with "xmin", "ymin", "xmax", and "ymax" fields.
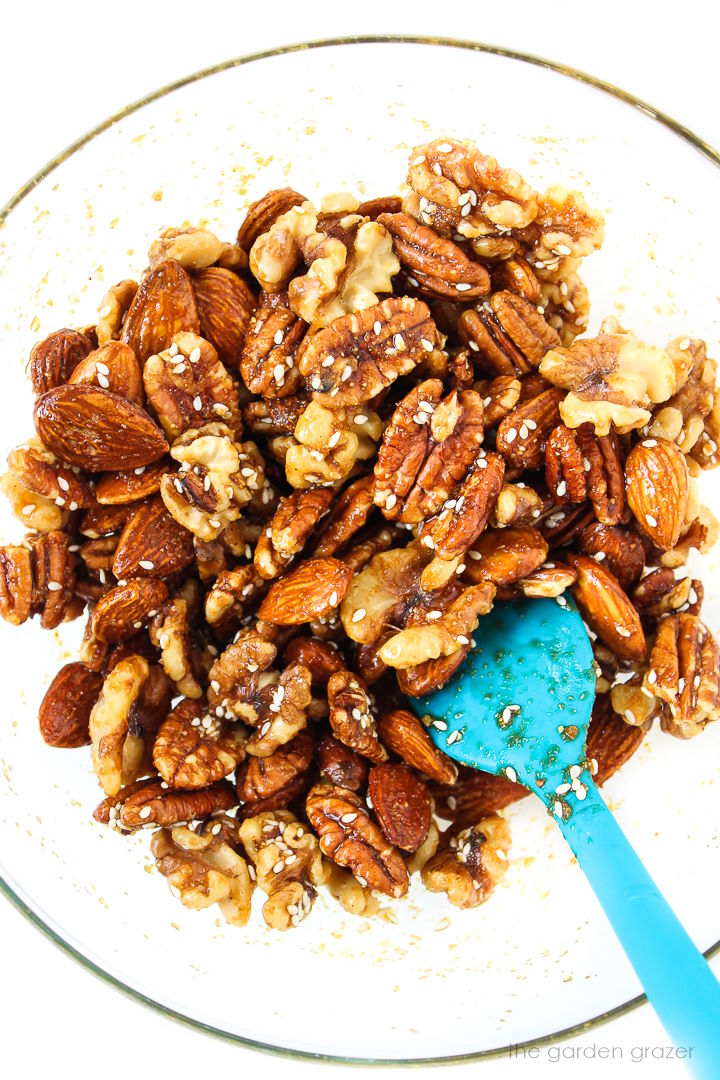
[{"xmin": 0, "ymin": 37, "xmax": 718, "ymax": 1065}]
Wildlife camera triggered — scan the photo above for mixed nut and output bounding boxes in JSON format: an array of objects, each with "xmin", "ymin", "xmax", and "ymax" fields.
[{"xmin": 3, "ymin": 137, "xmax": 719, "ymax": 930}]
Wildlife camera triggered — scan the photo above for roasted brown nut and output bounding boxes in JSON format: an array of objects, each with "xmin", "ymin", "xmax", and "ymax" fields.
[
  {"xmin": 143, "ymin": 332, "xmax": 242, "ymax": 439},
  {"xmin": 282, "ymin": 637, "xmax": 347, "ymax": 690},
  {"xmin": 4, "ymin": 530, "xmax": 78, "ymax": 630},
  {"xmin": 496, "ymin": 387, "xmax": 565, "ymax": 470},
  {"xmin": 431, "ymin": 766, "xmax": 524, "ymax": 826},
  {"xmin": 463, "ymin": 526, "xmax": 548, "ymax": 587},
  {"xmin": 284, "ymin": 399, "xmax": 382, "ymax": 489},
  {"xmin": 306, "ymin": 783, "xmax": 409, "ymax": 897},
  {"xmin": 373, "ymin": 380, "xmax": 485, "ymax": 523},
  {"xmin": 539, "ymin": 322, "xmax": 677, "ymax": 435},
  {"xmin": 421, "ymin": 816, "xmax": 511, "ymax": 908},
  {"xmin": 298, "ymin": 296, "xmax": 441, "ymax": 407},
  {"xmin": 367, "ymin": 763, "xmax": 431, "ymax": 852},
  {"xmin": 578, "ymin": 524, "xmax": 645, "ymax": 593},
  {"xmin": 153, "ymin": 698, "xmax": 245, "ymax": 788},
  {"xmin": 508, "ymin": 561, "xmax": 576, "ymax": 599},
  {"xmin": 539, "ymin": 501, "xmax": 595, "ymax": 548},
  {"xmin": 236, "ymin": 729, "xmax": 314, "ymax": 813},
  {"xmin": 121, "ymin": 259, "xmax": 200, "ymax": 364},
  {"xmin": 491, "ymin": 481, "xmax": 544, "ymax": 528},
  {"xmin": 327, "ymin": 669, "xmax": 387, "ymax": 763},
  {"xmin": 631, "ymin": 568, "xmax": 702, "ymax": 623},
  {"xmin": 377, "ymin": 211, "xmax": 490, "ymax": 299},
  {"xmin": 149, "ymin": 597, "xmax": 203, "ymax": 698},
  {"xmin": 29, "ymin": 328, "xmax": 95, "ymax": 395},
  {"xmin": 192, "ymin": 267, "xmax": 256, "ymax": 370},
  {"xmin": 567, "ymin": 553, "xmax": 646, "ymax": 662},
  {"xmin": 0, "ymin": 544, "xmax": 34, "ymax": 625},
  {"xmin": 152, "ymin": 819, "xmax": 254, "ymax": 926},
  {"xmin": 254, "ymin": 488, "xmax": 334, "ymax": 579},
  {"xmin": 69, "ymin": 341, "xmax": 144, "ymax": 405},
  {"xmin": 312, "ymin": 475, "xmax": 375, "ymax": 558},
  {"xmin": 91, "ymin": 578, "xmax": 168, "ymax": 643},
  {"xmin": 95, "ymin": 459, "xmax": 171, "ymax": 505},
  {"xmin": 112, "ymin": 497, "xmax": 196, "ymax": 580},
  {"xmin": 625, "ymin": 438, "xmax": 689, "ymax": 550},
  {"xmin": 34, "ymin": 384, "xmax": 169, "ymax": 472},
  {"xmin": 258, "ymin": 557, "xmax": 353, "ymax": 625},
  {"xmin": 240, "ymin": 295, "xmax": 305, "ymax": 397},
  {"xmin": 238, "ymin": 810, "xmax": 326, "ymax": 929},
  {"xmin": 96, "ymin": 280, "xmax": 138, "ymax": 345},
  {"xmin": 38, "ymin": 662, "xmax": 102, "ymax": 748},
  {"xmin": 89, "ymin": 655, "xmax": 151, "ymax": 795},
  {"xmin": 644, "ymin": 614, "xmax": 720, "ymax": 738},
  {"xmin": 148, "ymin": 225, "xmax": 239, "ymax": 270},
  {"xmin": 6, "ymin": 440, "xmax": 94, "ymax": 511},
  {"xmin": 459, "ymin": 293, "xmax": 560, "ymax": 377},
  {"xmin": 95, "ymin": 778, "xmax": 237, "ymax": 831},
  {"xmin": 237, "ymin": 188, "xmax": 307, "ymax": 251},
  {"xmin": 204, "ymin": 566, "xmax": 265, "ymax": 630},
  {"xmin": 317, "ymin": 733, "xmax": 369, "ymax": 792},
  {"xmin": 377, "ymin": 709, "xmax": 458, "ymax": 784}
]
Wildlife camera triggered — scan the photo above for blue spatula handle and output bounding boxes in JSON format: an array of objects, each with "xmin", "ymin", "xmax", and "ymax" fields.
[{"xmin": 558, "ymin": 778, "xmax": 720, "ymax": 1078}]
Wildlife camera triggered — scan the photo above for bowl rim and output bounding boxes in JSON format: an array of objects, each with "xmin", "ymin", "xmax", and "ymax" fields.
[{"xmin": 1, "ymin": 34, "xmax": 718, "ymax": 1066}]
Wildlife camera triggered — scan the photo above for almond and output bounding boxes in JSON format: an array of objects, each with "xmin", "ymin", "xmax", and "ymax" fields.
[
  {"xmin": 257, "ymin": 557, "xmax": 353, "ymax": 625},
  {"xmin": 34, "ymin": 384, "xmax": 168, "ymax": 471},
  {"xmin": 95, "ymin": 458, "xmax": 171, "ymax": 505},
  {"xmin": 587, "ymin": 693, "xmax": 645, "ymax": 784},
  {"xmin": 625, "ymin": 438, "xmax": 689, "ymax": 549},
  {"xmin": 29, "ymin": 328, "xmax": 95, "ymax": 395},
  {"xmin": 112, "ymin": 496, "xmax": 195, "ymax": 579},
  {"xmin": 368, "ymin": 763, "xmax": 431, "ymax": 852},
  {"xmin": 377, "ymin": 709, "xmax": 458, "ymax": 785},
  {"xmin": 316, "ymin": 733, "xmax": 368, "ymax": 792},
  {"xmin": 69, "ymin": 341, "xmax": 144, "ymax": 404},
  {"xmin": 192, "ymin": 267, "xmax": 256, "ymax": 370},
  {"xmin": 463, "ymin": 526, "xmax": 548, "ymax": 587},
  {"xmin": 567, "ymin": 553, "xmax": 646, "ymax": 661},
  {"xmin": 38, "ymin": 662, "xmax": 102, "ymax": 747},
  {"xmin": 431, "ymin": 768, "xmax": 526, "ymax": 825},
  {"xmin": 121, "ymin": 259, "xmax": 199, "ymax": 363},
  {"xmin": 91, "ymin": 578, "xmax": 168, "ymax": 642}
]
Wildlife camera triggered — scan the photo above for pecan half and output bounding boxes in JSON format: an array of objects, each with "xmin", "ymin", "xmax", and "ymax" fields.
[
  {"xmin": 496, "ymin": 387, "xmax": 565, "ymax": 470},
  {"xmin": 298, "ymin": 296, "xmax": 440, "ymax": 407},
  {"xmin": 459, "ymin": 293, "xmax": 560, "ymax": 376},
  {"xmin": 317, "ymin": 733, "xmax": 369, "ymax": 792},
  {"xmin": 95, "ymin": 778, "xmax": 237, "ymax": 831},
  {"xmin": 236, "ymin": 729, "xmax": 314, "ymax": 814},
  {"xmin": 240, "ymin": 294, "xmax": 305, "ymax": 397},
  {"xmin": 143, "ymin": 332, "xmax": 241, "ymax": 438},
  {"xmin": 645, "ymin": 614, "xmax": 720, "ymax": 738},
  {"xmin": 377, "ymin": 212, "xmax": 490, "ymax": 299},
  {"xmin": 578, "ymin": 524, "xmax": 645, "ymax": 593},
  {"xmin": 632, "ymin": 568, "xmax": 702, "ymax": 623},
  {"xmin": 312, "ymin": 475, "xmax": 375, "ymax": 558},
  {"xmin": 254, "ymin": 488, "xmax": 334, "ymax": 579},
  {"xmin": 327, "ymin": 669, "xmax": 387, "ymax": 763},
  {"xmin": 306, "ymin": 783, "xmax": 409, "ymax": 897}
]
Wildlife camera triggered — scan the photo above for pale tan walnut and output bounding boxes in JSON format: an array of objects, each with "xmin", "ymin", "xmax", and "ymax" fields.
[
  {"xmin": 373, "ymin": 379, "xmax": 486, "ymax": 525},
  {"xmin": 610, "ymin": 678, "xmax": 661, "ymax": 730},
  {"xmin": 2, "ymin": 437, "xmax": 93, "ymax": 530},
  {"xmin": 378, "ymin": 581, "xmax": 495, "ymax": 669},
  {"xmin": 421, "ymin": 816, "xmax": 511, "ymax": 908},
  {"xmin": 148, "ymin": 225, "xmax": 244, "ymax": 271},
  {"xmin": 204, "ymin": 565, "xmax": 265, "ymax": 629},
  {"xmin": 306, "ymin": 782, "xmax": 409, "ymax": 897},
  {"xmin": 327, "ymin": 669, "xmax": 387, "ymax": 763},
  {"xmin": 325, "ymin": 862, "xmax": 381, "ymax": 917},
  {"xmin": 643, "ymin": 614, "xmax": 720, "ymax": 738},
  {"xmin": 0, "ymin": 470, "xmax": 68, "ymax": 533},
  {"xmin": 254, "ymin": 488, "xmax": 335, "ymax": 579},
  {"xmin": 297, "ymin": 296, "xmax": 442, "ymax": 408},
  {"xmin": 540, "ymin": 320, "xmax": 677, "ymax": 435},
  {"xmin": 521, "ymin": 185, "xmax": 605, "ymax": 271},
  {"xmin": 238, "ymin": 810, "xmax": 326, "ymax": 929},
  {"xmin": 648, "ymin": 337, "xmax": 717, "ymax": 454},
  {"xmin": 151, "ymin": 818, "xmax": 254, "ymax": 927},
  {"xmin": 96, "ymin": 280, "xmax": 138, "ymax": 345},
  {"xmin": 149, "ymin": 597, "xmax": 203, "ymax": 698},
  {"xmin": 285, "ymin": 400, "xmax": 381, "ymax": 490},
  {"xmin": 207, "ymin": 630, "xmax": 313, "ymax": 757},
  {"xmin": 538, "ymin": 270, "xmax": 591, "ymax": 346},
  {"xmin": 249, "ymin": 201, "xmax": 399, "ymax": 329},
  {"xmin": 659, "ymin": 504, "xmax": 719, "ymax": 569},
  {"xmin": 143, "ymin": 332, "xmax": 241, "ymax": 439},
  {"xmin": 406, "ymin": 821, "xmax": 440, "ymax": 876},
  {"xmin": 89, "ymin": 655, "xmax": 150, "ymax": 796},
  {"xmin": 153, "ymin": 698, "xmax": 246, "ymax": 789},
  {"xmin": 160, "ymin": 423, "xmax": 265, "ymax": 541},
  {"xmin": 407, "ymin": 138, "xmax": 538, "ymax": 246},
  {"xmin": 491, "ymin": 482, "xmax": 544, "ymax": 527}
]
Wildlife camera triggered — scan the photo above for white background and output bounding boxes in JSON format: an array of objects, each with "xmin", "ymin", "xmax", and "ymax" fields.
[{"xmin": 0, "ymin": 2, "xmax": 716, "ymax": 1077}]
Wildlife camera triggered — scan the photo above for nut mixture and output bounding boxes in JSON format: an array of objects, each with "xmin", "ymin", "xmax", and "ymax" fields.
[{"xmin": 3, "ymin": 137, "xmax": 719, "ymax": 931}]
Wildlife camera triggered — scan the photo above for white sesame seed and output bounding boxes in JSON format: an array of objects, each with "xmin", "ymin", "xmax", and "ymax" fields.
[
  {"xmin": 678, "ymin": 338, "xmax": 691, "ymax": 351},
  {"xmin": 46, "ymin": 581, "xmax": 63, "ymax": 592},
  {"xmin": 426, "ymin": 610, "xmax": 442, "ymax": 620},
  {"xmin": 189, "ymin": 347, "xmax": 201, "ymax": 364},
  {"xmin": 556, "ymin": 480, "xmax": 567, "ymax": 497},
  {"xmin": 97, "ymin": 373, "xmax": 110, "ymax": 389},
  {"xmin": 192, "ymin": 395, "xmax": 202, "ymax": 411},
  {"xmin": 341, "ymin": 365, "xmax": 352, "ymax": 382},
  {"xmin": 385, "ymin": 493, "xmax": 397, "ymax": 510},
  {"xmin": 505, "ymin": 428, "xmax": 517, "ymax": 444},
  {"xmin": 455, "ymin": 283, "xmax": 472, "ymax": 292},
  {"xmin": 57, "ymin": 475, "xmax": 70, "ymax": 492},
  {"xmin": 21, "ymin": 504, "xmax": 35, "ymax": 515},
  {"xmin": 351, "ymin": 608, "xmax": 366, "ymax": 623},
  {"xmin": 329, "ymin": 591, "xmax": 338, "ymax": 607},
  {"xmin": 505, "ymin": 766, "xmax": 518, "ymax": 783},
  {"xmin": 373, "ymin": 320, "xmax": 382, "ymax": 335},
  {"xmin": 133, "ymin": 621, "xmax": 142, "ymax": 630},
  {"xmin": 645, "ymin": 515, "xmax": 658, "ymax": 528},
  {"xmin": 554, "ymin": 244, "xmax": 572, "ymax": 256},
  {"xmin": 139, "ymin": 559, "xmax": 154, "ymax": 570}
]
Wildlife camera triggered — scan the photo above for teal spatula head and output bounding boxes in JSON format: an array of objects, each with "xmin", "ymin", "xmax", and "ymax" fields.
[
  {"xmin": 410, "ymin": 595, "xmax": 720, "ymax": 1078},
  {"xmin": 414, "ymin": 596, "xmax": 596, "ymax": 817}
]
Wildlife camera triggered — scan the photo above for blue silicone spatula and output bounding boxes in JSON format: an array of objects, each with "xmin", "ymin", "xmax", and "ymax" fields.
[{"xmin": 412, "ymin": 596, "xmax": 720, "ymax": 1078}]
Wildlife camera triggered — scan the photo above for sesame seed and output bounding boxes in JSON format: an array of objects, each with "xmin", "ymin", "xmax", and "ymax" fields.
[
  {"xmin": 133, "ymin": 621, "xmax": 142, "ymax": 630},
  {"xmin": 329, "ymin": 591, "xmax": 338, "ymax": 607},
  {"xmin": 97, "ymin": 373, "xmax": 110, "ymax": 389},
  {"xmin": 642, "ymin": 439, "xmax": 657, "ymax": 448},
  {"xmin": 554, "ymin": 244, "xmax": 572, "ymax": 256},
  {"xmin": 46, "ymin": 581, "xmax": 63, "ymax": 592},
  {"xmin": 432, "ymin": 162, "xmax": 443, "ymax": 176},
  {"xmin": 678, "ymin": 338, "xmax": 691, "ymax": 351},
  {"xmin": 556, "ymin": 480, "xmax": 567, "ymax": 497},
  {"xmin": 519, "ymin": 424, "xmax": 529, "ymax": 439},
  {"xmin": 21, "ymin": 504, "xmax": 35, "ymax": 515},
  {"xmin": 189, "ymin": 347, "xmax": 201, "ymax": 363},
  {"xmin": 373, "ymin": 320, "xmax": 382, "ymax": 335},
  {"xmin": 455, "ymin": 283, "xmax": 471, "ymax": 292},
  {"xmin": 193, "ymin": 395, "xmax": 202, "ymax": 411},
  {"xmin": 385, "ymin": 493, "xmax": 397, "ymax": 510},
  {"xmin": 426, "ymin": 610, "xmax": 442, "ymax": 620},
  {"xmin": 505, "ymin": 428, "xmax": 517, "ymax": 444},
  {"xmin": 456, "ymin": 635, "xmax": 470, "ymax": 645},
  {"xmin": 341, "ymin": 365, "xmax": 352, "ymax": 382},
  {"xmin": 139, "ymin": 559, "xmax": 154, "ymax": 570},
  {"xmin": 273, "ymin": 363, "xmax": 285, "ymax": 383},
  {"xmin": 341, "ymin": 813, "xmax": 358, "ymax": 824},
  {"xmin": 139, "ymin": 806, "xmax": 152, "ymax": 820},
  {"xmin": 505, "ymin": 766, "xmax": 518, "ymax": 783},
  {"xmin": 393, "ymin": 333, "xmax": 406, "ymax": 351},
  {"xmin": 645, "ymin": 515, "xmax": 658, "ymax": 528},
  {"xmin": 555, "ymin": 783, "xmax": 571, "ymax": 795},
  {"xmin": 351, "ymin": 608, "xmax": 366, "ymax": 623},
  {"xmin": 446, "ymin": 730, "xmax": 462, "ymax": 745}
]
